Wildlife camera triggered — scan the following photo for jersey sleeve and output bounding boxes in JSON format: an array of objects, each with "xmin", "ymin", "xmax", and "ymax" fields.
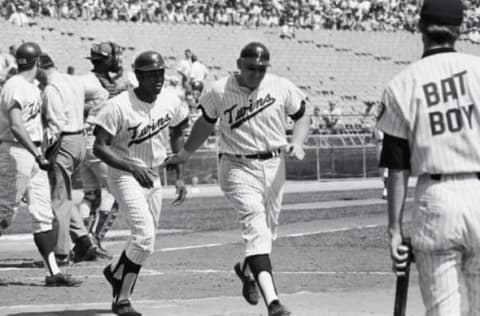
[
  {"xmin": 197, "ymin": 89, "xmax": 219, "ymax": 123},
  {"xmin": 284, "ymin": 78, "xmax": 308, "ymax": 120},
  {"xmin": 0, "ymin": 78, "xmax": 27, "ymax": 112},
  {"xmin": 92, "ymin": 100, "xmax": 122, "ymax": 137},
  {"xmin": 375, "ymin": 87, "xmax": 409, "ymax": 140},
  {"xmin": 170, "ymin": 93, "xmax": 189, "ymax": 127}
]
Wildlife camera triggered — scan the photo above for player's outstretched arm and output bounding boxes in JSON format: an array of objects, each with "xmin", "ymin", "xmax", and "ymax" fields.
[
  {"xmin": 164, "ymin": 116, "xmax": 216, "ymax": 166},
  {"xmin": 169, "ymin": 122, "xmax": 188, "ymax": 206},
  {"xmin": 287, "ymin": 112, "xmax": 310, "ymax": 160},
  {"xmin": 93, "ymin": 125, "xmax": 154, "ymax": 188}
]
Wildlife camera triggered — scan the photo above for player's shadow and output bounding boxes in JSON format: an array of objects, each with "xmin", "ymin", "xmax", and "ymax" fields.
[
  {"xmin": 0, "ymin": 258, "xmax": 44, "ymax": 268},
  {"xmin": 6, "ymin": 310, "xmax": 112, "ymax": 316}
]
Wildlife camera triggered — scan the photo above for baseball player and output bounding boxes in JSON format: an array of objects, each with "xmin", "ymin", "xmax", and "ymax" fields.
[
  {"xmin": 80, "ymin": 42, "xmax": 125, "ymax": 252},
  {"xmin": 377, "ymin": 0, "xmax": 480, "ymax": 315},
  {"xmin": 166, "ymin": 42, "xmax": 310, "ymax": 316},
  {"xmin": 92, "ymin": 50, "xmax": 188, "ymax": 316},
  {"xmin": 0, "ymin": 42, "xmax": 80, "ymax": 286},
  {"xmin": 39, "ymin": 53, "xmax": 112, "ymax": 264}
]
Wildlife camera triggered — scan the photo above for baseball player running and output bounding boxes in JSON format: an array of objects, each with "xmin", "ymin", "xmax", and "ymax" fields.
[
  {"xmin": 39, "ymin": 53, "xmax": 112, "ymax": 264},
  {"xmin": 80, "ymin": 42, "xmax": 125, "ymax": 252},
  {"xmin": 166, "ymin": 42, "xmax": 310, "ymax": 316},
  {"xmin": 92, "ymin": 50, "xmax": 188, "ymax": 316},
  {"xmin": 0, "ymin": 42, "xmax": 80, "ymax": 286},
  {"xmin": 377, "ymin": 0, "xmax": 480, "ymax": 315}
]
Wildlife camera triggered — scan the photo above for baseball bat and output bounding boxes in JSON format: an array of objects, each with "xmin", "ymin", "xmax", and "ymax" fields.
[{"xmin": 393, "ymin": 237, "xmax": 413, "ymax": 316}]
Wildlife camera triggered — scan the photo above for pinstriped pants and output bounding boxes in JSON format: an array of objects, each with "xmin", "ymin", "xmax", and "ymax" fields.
[
  {"xmin": 219, "ymin": 154, "xmax": 285, "ymax": 257},
  {"xmin": 413, "ymin": 174, "xmax": 480, "ymax": 316},
  {"xmin": 0, "ymin": 142, "xmax": 53, "ymax": 233},
  {"xmin": 107, "ymin": 169, "xmax": 162, "ymax": 265}
]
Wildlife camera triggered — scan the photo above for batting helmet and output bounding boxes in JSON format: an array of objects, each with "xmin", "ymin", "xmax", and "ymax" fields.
[
  {"xmin": 191, "ymin": 80, "xmax": 204, "ymax": 93},
  {"xmin": 89, "ymin": 42, "xmax": 123, "ymax": 72},
  {"xmin": 132, "ymin": 51, "xmax": 165, "ymax": 72},
  {"xmin": 15, "ymin": 42, "xmax": 41, "ymax": 69},
  {"xmin": 239, "ymin": 42, "xmax": 270, "ymax": 66}
]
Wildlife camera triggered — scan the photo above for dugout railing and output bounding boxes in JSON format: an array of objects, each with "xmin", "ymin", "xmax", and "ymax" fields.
[{"xmin": 161, "ymin": 132, "xmax": 379, "ymax": 185}]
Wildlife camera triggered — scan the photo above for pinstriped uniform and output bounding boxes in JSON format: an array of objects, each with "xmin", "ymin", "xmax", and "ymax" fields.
[
  {"xmin": 0, "ymin": 75, "xmax": 53, "ymax": 233},
  {"xmin": 199, "ymin": 73, "xmax": 307, "ymax": 256},
  {"xmin": 376, "ymin": 51, "xmax": 480, "ymax": 316},
  {"xmin": 93, "ymin": 87, "xmax": 188, "ymax": 264}
]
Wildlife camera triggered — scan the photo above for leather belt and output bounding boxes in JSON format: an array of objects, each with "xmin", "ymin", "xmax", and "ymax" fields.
[
  {"xmin": 33, "ymin": 141, "xmax": 42, "ymax": 147},
  {"xmin": 430, "ymin": 173, "xmax": 480, "ymax": 181},
  {"xmin": 219, "ymin": 149, "xmax": 282, "ymax": 160},
  {"xmin": 61, "ymin": 130, "xmax": 84, "ymax": 136}
]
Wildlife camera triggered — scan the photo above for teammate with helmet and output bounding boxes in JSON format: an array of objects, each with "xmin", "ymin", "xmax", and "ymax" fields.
[
  {"xmin": 377, "ymin": 0, "xmax": 480, "ymax": 314},
  {"xmin": 190, "ymin": 79, "xmax": 204, "ymax": 102},
  {"xmin": 93, "ymin": 50, "xmax": 188, "ymax": 316},
  {"xmin": 80, "ymin": 42, "xmax": 125, "ymax": 252},
  {"xmin": 0, "ymin": 42, "xmax": 81, "ymax": 286},
  {"xmin": 166, "ymin": 42, "xmax": 310, "ymax": 316}
]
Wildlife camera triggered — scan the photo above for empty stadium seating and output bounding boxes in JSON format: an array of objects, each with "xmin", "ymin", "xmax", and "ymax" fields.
[{"xmin": 2, "ymin": 18, "xmax": 480, "ymax": 127}]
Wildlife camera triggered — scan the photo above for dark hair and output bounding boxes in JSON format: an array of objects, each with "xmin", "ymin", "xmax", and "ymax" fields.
[{"xmin": 419, "ymin": 20, "xmax": 460, "ymax": 45}]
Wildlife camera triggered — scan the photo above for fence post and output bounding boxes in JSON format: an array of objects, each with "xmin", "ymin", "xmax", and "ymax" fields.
[
  {"xmin": 316, "ymin": 147, "xmax": 320, "ymax": 181},
  {"xmin": 362, "ymin": 135, "xmax": 367, "ymax": 178}
]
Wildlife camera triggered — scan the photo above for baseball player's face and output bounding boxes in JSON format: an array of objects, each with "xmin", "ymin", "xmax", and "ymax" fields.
[
  {"xmin": 239, "ymin": 61, "xmax": 267, "ymax": 90},
  {"xmin": 138, "ymin": 69, "xmax": 165, "ymax": 95}
]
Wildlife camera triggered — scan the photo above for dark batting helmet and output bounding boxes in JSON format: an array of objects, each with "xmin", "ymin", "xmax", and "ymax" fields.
[
  {"xmin": 132, "ymin": 51, "xmax": 165, "ymax": 72},
  {"xmin": 239, "ymin": 42, "xmax": 270, "ymax": 66},
  {"xmin": 191, "ymin": 80, "xmax": 204, "ymax": 93},
  {"xmin": 15, "ymin": 42, "xmax": 41, "ymax": 69},
  {"xmin": 89, "ymin": 42, "xmax": 123, "ymax": 72}
]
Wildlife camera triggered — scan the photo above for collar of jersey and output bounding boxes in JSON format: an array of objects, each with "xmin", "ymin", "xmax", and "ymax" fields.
[{"xmin": 422, "ymin": 47, "xmax": 456, "ymax": 59}]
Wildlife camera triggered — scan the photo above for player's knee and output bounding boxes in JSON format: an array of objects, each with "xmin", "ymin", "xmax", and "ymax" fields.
[{"xmin": 133, "ymin": 233, "xmax": 156, "ymax": 255}]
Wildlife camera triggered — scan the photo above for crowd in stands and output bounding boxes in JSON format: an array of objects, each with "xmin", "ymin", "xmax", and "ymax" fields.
[{"xmin": 2, "ymin": 0, "xmax": 480, "ymax": 33}]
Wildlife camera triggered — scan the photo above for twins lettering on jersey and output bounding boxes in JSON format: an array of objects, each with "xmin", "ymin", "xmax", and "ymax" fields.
[
  {"xmin": 128, "ymin": 114, "xmax": 171, "ymax": 147},
  {"xmin": 423, "ymin": 70, "xmax": 475, "ymax": 136},
  {"xmin": 24, "ymin": 101, "xmax": 41, "ymax": 122},
  {"xmin": 224, "ymin": 94, "xmax": 276, "ymax": 129}
]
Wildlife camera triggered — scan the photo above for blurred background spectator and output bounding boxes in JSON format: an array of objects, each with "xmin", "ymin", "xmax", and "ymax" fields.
[{"xmin": 4, "ymin": 0, "xmax": 480, "ymax": 34}]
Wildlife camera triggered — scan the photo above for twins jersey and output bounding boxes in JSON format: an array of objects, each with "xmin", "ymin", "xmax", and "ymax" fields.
[
  {"xmin": 199, "ymin": 73, "xmax": 307, "ymax": 154},
  {"xmin": 0, "ymin": 75, "xmax": 43, "ymax": 143},
  {"xmin": 376, "ymin": 51, "xmax": 480, "ymax": 176},
  {"xmin": 93, "ymin": 87, "xmax": 188, "ymax": 169}
]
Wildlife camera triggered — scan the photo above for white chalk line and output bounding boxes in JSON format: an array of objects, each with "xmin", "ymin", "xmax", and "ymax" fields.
[
  {"xmin": 0, "ymin": 291, "xmax": 325, "ymax": 311},
  {"xmin": 1, "ymin": 268, "xmax": 392, "ymax": 282}
]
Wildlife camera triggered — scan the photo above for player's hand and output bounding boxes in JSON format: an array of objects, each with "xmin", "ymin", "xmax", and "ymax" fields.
[
  {"xmin": 161, "ymin": 148, "xmax": 192, "ymax": 168},
  {"xmin": 389, "ymin": 232, "xmax": 410, "ymax": 277},
  {"xmin": 129, "ymin": 164, "xmax": 155, "ymax": 189},
  {"xmin": 286, "ymin": 143, "xmax": 305, "ymax": 160},
  {"xmin": 172, "ymin": 179, "xmax": 187, "ymax": 206},
  {"xmin": 35, "ymin": 154, "xmax": 51, "ymax": 171}
]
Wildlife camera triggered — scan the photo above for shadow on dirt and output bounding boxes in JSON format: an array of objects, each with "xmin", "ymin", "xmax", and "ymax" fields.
[{"xmin": 7, "ymin": 310, "xmax": 112, "ymax": 316}]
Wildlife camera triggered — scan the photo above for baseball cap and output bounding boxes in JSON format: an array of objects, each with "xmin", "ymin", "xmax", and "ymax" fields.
[
  {"xmin": 240, "ymin": 42, "xmax": 270, "ymax": 66},
  {"xmin": 420, "ymin": 0, "xmax": 464, "ymax": 26}
]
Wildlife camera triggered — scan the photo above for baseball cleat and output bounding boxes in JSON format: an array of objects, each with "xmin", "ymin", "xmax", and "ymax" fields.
[
  {"xmin": 111, "ymin": 299, "xmax": 142, "ymax": 316},
  {"xmin": 45, "ymin": 273, "xmax": 82, "ymax": 287},
  {"xmin": 268, "ymin": 300, "xmax": 291, "ymax": 316},
  {"xmin": 103, "ymin": 264, "xmax": 121, "ymax": 298},
  {"xmin": 234, "ymin": 262, "xmax": 259, "ymax": 305}
]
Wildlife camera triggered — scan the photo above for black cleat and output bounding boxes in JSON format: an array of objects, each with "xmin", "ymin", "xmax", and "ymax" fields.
[
  {"xmin": 112, "ymin": 299, "xmax": 142, "ymax": 316},
  {"xmin": 234, "ymin": 262, "xmax": 259, "ymax": 305},
  {"xmin": 45, "ymin": 273, "xmax": 82, "ymax": 287},
  {"xmin": 268, "ymin": 300, "xmax": 291, "ymax": 316}
]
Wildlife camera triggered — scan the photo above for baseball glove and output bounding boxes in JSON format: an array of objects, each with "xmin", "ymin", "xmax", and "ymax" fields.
[{"xmin": 172, "ymin": 179, "xmax": 187, "ymax": 206}]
